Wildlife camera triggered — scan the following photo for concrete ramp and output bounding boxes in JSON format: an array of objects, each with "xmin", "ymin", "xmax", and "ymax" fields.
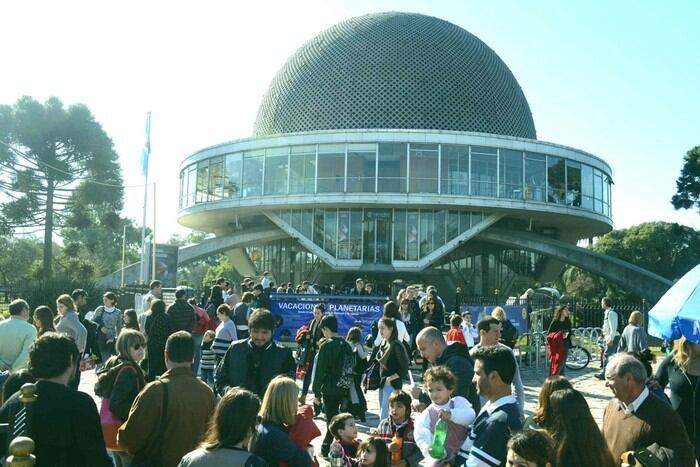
[{"xmin": 477, "ymin": 228, "xmax": 673, "ymax": 301}]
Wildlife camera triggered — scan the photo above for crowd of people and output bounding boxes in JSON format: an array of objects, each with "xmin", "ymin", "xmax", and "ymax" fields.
[{"xmin": 0, "ymin": 275, "xmax": 698, "ymax": 467}]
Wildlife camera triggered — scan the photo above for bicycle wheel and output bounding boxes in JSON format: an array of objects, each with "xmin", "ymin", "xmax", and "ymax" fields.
[{"xmin": 565, "ymin": 345, "xmax": 591, "ymax": 370}]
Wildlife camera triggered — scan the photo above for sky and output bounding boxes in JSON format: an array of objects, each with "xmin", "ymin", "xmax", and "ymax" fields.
[{"xmin": 1, "ymin": 0, "xmax": 699, "ymax": 243}]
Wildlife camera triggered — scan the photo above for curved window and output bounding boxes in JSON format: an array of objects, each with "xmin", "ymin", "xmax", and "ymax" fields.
[
  {"xmin": 500, "ymin": 149, "xmax": 523, "ymax": 200},
  {"xmin": 594, "ymin": 169, "xmax": 604, "ymax": 213},
  {"xmin": 264, "ymin": 147, "xmax": 289, "ymax": 195},
  {"xmin": 290, "ymin": 145, "xmax": 316, "ymax": 194},
  {"xmin": 242, "ymin": 150, "xmax": 264, "ymax": 197},
  {"xmin": 224, "ymin": 153, "xmax": 242, "ymax": 199},
  {"xmin": 180, "ymin": 140, "xmax": 612, "ymax": 219},
  {"xmin": 208, "ymin": 157, "xmax": 224, "ymax": 201},
  {"xmin": 524, "ymin": 153, "xmax": 546, "ymax": 202},
  {"xmin": 581, "ymin": 164, "xmax": 593, "ymax": 210},
  {"xmin": 566, "ymin": 161, "xmax": 581, "ymax": 207},
  {"xmin": 471, "ymin": 146, "xmax": 497, "ymax": 197},
  {"xmin": 317, "ymin": 144, "xmax": 345, "ymax": 193},
  {"xmin": 378, "ymin": 143, "xmax": 407, "ymax": 193},
  {"xmin": 410, "ymin": 144, "xmax": 438, "ymax": 193},
  {"xmin": 347, "ymin": 144, "xmax": 376, "ymax": 193},
  {"xmin": 442, "ymin": 145, "xmax": 469, "ymax": 195},
  {"xmin": 547, "ymin": 156, "xmax": 566, "ymax": 204}
]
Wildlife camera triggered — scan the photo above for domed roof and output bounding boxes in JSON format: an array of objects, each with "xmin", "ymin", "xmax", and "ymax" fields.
[{"xmin": 253, "ymin": 12, "xmax": 536, "ymax": 139}]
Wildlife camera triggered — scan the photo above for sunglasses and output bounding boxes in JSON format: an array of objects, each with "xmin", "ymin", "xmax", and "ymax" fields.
[{"xmin": 132, "ymin": 343, "xmax": 144, "ymax": 350}]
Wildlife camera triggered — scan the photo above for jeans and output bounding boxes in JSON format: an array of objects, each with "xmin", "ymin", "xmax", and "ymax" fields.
[
  {"xmin": 301, "ymin": 358, "xmax": 315, "ymax": 396},
  {"xmin": 201, "ymin": 368, "xmax": 214, "ymax": 387},
  {"xmin": 321, "ymin": 393, "xmax": 344, "ymax": 455},
  {"xmin": 378, "ymin": 383, "xmax": 395, "ymax": 421},
  {"xmin": 601, "ymin": 336, "xmax": 620, "ymax": 374},
  {"xmin": 192, "ymin": 333, "xmax": 204, "ymax": 376}
]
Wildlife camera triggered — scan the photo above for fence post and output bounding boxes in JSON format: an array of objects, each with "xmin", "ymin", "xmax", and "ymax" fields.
[
  {"xmin": 6, "ymin": 436, "xmax": 35, "ymax": 467},
  {"xmin": 18, "ymin": 383, "xmax": 37, "ymax": 437}
]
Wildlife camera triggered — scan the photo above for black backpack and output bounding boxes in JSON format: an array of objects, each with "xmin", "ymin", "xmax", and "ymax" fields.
[{"xmin": 336, "ymin": 341, "xmax": 355, "ymax": 390}]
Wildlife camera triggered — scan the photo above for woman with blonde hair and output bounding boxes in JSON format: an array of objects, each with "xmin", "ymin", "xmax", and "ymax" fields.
[
  {"xmin": 655, "ymin": 337, "xmax": 700, "ymax": 462},
  {"xmin": 253, "ymin": 375, "xmax": 314, "ymax": 466},
  {"xmin": 617, "ymin": 310, "xmax": 648, "ymax": 353},
  {"xmin": 94, "ymin": 328, "xmax": 147, "ymax": 466},
  {"xmin": 492, "ymin": 306, "xmax": 518, "ymax": 349}
]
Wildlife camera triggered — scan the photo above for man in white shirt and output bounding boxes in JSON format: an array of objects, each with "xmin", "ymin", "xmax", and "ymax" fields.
[
  {"xmin": 596, "ymin": 296, "xmax": 621, "ymax": 380},
  {"xmin": 470, "ymin": 317, "xmax": 524, "ymax": 419},
  {"xmin": 260, "ymin": 271, "xmax": 271, "ymax": 290},
  {"xmin": 0, "ymin": 299, "xmax": 37, "ymax": 372},
  {"xmin": 460, "ymin": 311, "xmax": 479, "ymax": 348}
]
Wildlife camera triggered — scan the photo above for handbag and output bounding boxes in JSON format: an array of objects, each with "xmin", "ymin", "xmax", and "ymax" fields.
[
  {"xmin": 100, "ymin": 365, "xmax": 141, "ymax": 451},
  {"xmin": 132, "ymin": 379, "xmax": 168, "ymax": 467},
  {"xmin": 362, "ymin": 360, "xmax": 380, "ymax": 392}
]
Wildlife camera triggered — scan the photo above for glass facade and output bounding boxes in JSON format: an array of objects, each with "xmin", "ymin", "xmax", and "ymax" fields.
[
  {"xmin": 181, "ymin": 142, "xmax": 612, "ymax": 217},
  {"xmin": 277, "ymin": 207, "xmax": 490, "ymax": 264}
]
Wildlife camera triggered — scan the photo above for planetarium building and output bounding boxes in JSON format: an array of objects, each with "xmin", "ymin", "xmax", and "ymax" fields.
[{"xmin": 177, "ymin": 12, "xmax": 613, "ymax": 296}]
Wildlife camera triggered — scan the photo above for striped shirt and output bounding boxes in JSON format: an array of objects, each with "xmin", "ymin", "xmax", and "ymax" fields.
[
  {"xmin": 463, "ymin": 395, "xmax": 521, "ymax": 467},
  {"xmin": 200, "ymin": 345, "xmax": 217, "ymax": 371},
  {"xmin": 213, "ymin": 319, "xmax": 238, "ymax": 360}
]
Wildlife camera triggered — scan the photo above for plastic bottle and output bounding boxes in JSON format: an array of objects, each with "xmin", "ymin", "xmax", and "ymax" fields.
[
  {"xmin": 390, "ymin": 433, "xmax": 403, "ymax": 464},
  {"xmin": 329, "ymin": 440, "xmax": 344, "ymax": 467},
  {"xmin": 431, "ymin": 418, "xmax": 448, "ymax": 459}
]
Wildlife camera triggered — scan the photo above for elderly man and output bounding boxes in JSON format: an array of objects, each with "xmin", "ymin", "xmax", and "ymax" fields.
[
  {"xmin": 470, "ymin": 317, "xmax": 525, "ymax": 418},
  {"xmin": 602, "ymin": 353, "xmax": 695, "ymax": 466},
  {"xmin": 0, "ymin": 299, "xmax": 37, "ymax": 372},
  {"xmin": 413, "ymin": 326, "xmax": 479, "ymax": 412}
]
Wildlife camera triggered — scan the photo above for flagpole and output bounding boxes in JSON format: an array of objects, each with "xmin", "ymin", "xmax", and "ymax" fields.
[
  {"xmin": 139, "ymin": 112, "xmax": 152, "ymax": 285},
  {"xmin": 120, "ymin": 224, "xmax": 127, "ymax": 288},
  {"xmin": 152, "ymin": 182, "xmax": 157, "ymax": 281}
]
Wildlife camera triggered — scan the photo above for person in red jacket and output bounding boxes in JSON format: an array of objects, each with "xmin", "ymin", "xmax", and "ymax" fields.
[
  {"xmin": 446, "ymin": 314, "xmax": 467, "ymax": 346},
  {"xmin": 189, "ymin": 298, "xmax": 215, "ymax": 376}
]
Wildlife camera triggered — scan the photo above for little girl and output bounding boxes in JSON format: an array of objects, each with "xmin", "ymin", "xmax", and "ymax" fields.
[
  {"xmin": 357, "ymin": 437, "xmax": 390, "ymax": 467},
  {"xmin": 199, "ymin": 330, "xmax": 216, "ymax": 386},
  {"xmin": 414, "ymin": 366, "xmax": 475, "ymax": 466}
]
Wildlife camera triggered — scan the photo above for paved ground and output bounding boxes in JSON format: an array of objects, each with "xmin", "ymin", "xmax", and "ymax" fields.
[{"xmin": 80, "ymin": 357, "xmax": 612, "ymax": 465}]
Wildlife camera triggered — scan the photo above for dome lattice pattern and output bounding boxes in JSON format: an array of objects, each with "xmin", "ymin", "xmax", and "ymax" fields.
[{"xmin": 253, "ymin": 12, "xmax": 536, "ymax": 139}]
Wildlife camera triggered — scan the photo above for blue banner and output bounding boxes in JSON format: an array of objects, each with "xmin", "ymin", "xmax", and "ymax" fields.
[
  {"xmin": 270, "ymin": 294, "xmax": 385, "ymax": 343},
  {"xmin": 460, "ymin": 304, "xmax": 529, "ymax": 333}
]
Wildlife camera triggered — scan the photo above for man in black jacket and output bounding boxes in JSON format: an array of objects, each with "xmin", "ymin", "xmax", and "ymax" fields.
[
  {"xmin": 166, "ymin": 287, "xmax": 196, "ymax": 333},
  {"xmin": 413, "ymin": 326, "xmax": 480, "ymax": 412},
  {"xmin": 311, "ymin": 314, "xmax": 353, "ymax": 457},
  {"xmin": 214, "ymin": 309, "xmax": 295, "ymax": 398},
  {"xmin": 0, "ymin": 333, "xmax": 112, "ymax": 467}
]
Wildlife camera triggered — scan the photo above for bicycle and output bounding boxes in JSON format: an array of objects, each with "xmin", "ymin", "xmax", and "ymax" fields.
[{"xmin": 565, "ymin": 344, "xmax": 591, "ymax": 370}]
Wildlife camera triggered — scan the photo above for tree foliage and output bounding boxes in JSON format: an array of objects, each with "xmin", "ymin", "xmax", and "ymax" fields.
[
  {"xmin": 0, "ymin": 96, "xmax": 123, "ymax": 281},
  {"xmin": 166, "ymin": 231, "xmax": 213, "ymax": 287},
  {"xmin": 202, "ymin": 254, "xmax": 240, "ymax": 287},
  {"xmin": 672, "ymin": 146, "xmax": 700, "ymax": 212},
  {"xmin": 0, "ymin": 236, "xmax": 43, "ymax": 290},
  {"xmin": 559, "ymin": 222, "xmax": 700, "ymax": 301}
]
